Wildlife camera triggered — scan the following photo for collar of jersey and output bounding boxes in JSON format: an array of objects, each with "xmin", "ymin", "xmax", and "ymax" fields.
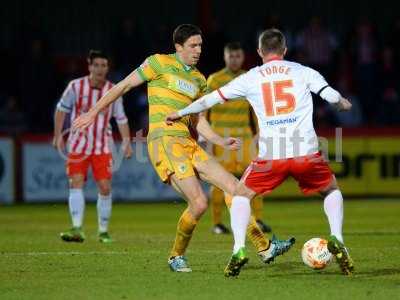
[
  {"xmin": 173, "ymin": 53, "xmax": 192, "ymax": 72},
  {"xmin": 265, "ymin": 56, "xmax": 283, "ymax": 62}
]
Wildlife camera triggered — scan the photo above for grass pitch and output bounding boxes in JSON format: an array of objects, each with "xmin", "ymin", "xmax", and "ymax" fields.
[{"xmin": 0, "ymin": 200, "xmax": 399, "ymax": 300}]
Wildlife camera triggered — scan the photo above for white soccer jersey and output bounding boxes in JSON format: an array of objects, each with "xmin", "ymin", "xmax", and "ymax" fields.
[
  {"xmin": 215, "ymin": 58, "xmax": 340, "ymax": 160},
  {"xmin": 56, "ymin": 76, "xmax": 128, "ymax": 155}
]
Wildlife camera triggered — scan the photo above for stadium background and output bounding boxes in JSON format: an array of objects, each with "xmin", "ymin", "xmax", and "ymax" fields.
[
  {"xmin": 1, "ymin": 2, "xmax": 400, "ymax": 300},
  {"xmin": 1, "ymin": 0, "xmax": 400, "ymax": 203}
]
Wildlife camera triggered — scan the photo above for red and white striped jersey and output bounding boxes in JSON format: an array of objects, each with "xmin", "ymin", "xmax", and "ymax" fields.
[{"xmin": 56, "ymin": 76, "xmax": 128, "ymax": 155}]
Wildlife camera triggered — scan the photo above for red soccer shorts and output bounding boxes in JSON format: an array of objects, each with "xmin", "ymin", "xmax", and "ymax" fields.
[
  {"xmin": 66, "ymin": 153, "xmax": 112, "ymax": 181},
  {"xmin": 242, "ymin": 152, "xmax": 334, "ymax": 195}
]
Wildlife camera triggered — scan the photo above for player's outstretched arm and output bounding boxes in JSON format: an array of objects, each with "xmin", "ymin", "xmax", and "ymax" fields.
[
  {"xmin": 196, "ymin": 114, "xmax": 241, "ymax": 150},
  {"xmin": 72, "ymin": 71, "xmax": 144, "ymax": 131},
  {"xmin": 165, "ymin": 93, "xmax": 223, "ymax": 125}
]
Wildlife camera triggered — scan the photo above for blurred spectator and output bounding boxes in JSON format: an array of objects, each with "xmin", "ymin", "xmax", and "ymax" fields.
[
  {"xmin": 249, "ymin": 13, "xmax": 295, "ymax": 68},
  {"xmin": 295, "ymin": 17, "xmax": 338, "ymax": 79},
  {"xmin": 151, "ymin": 24, "xmax": 173, "ymax": 54},
  {"xmin": 387, "ymin": 18, "xmax": 400, "ymax": 70},
  {"xmin": 350, "ymin": 19, "xmax": 380, "ymax": 123},
  {"xmin": 112, "ymin": 18, "xmax": 147, "ymax": 78},
  {"xmin": 198, "ymin": 19, "xmax": 227, "ymax": 76},
  {"xmin": 19, "ymin": 38, "xmax": 56, "ymax": 133},
  {"xmin": 377, "ymin": 46, "xmax": 400, "ymax": 124},
  {"xmin": 1, "ymin": 9, "xmax": 400, "ymax": 134},
  {"xmin": 0, "ymin": 96, "xmax": 27, "ymax": 134}
]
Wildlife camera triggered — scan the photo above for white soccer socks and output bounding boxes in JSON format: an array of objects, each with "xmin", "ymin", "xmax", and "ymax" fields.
[
  {"xmin": 97, "ymin": 193, "xmax": 112, "ymax": 233},
  {"xmin": 230, "ymin": 196, "xmax": 251, "ymax": 253},
  {"xmin": 69, "ymin": 189, "xmax": 85, "ymax": 228},
  {"xmin": 323, "ymin": 189, "xmax": 344, "ymax": 243}
]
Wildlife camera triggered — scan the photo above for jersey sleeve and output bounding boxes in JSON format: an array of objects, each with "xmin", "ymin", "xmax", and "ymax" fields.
[
  {"xmin": 304, "ymin": 67, "xmax": 329, "ymax": 94},
  {"xmin": 56, "ymin": 81, "xmax": 76, "ymax": 113},
  {"xmin": 305, "ymin": 67, "xmax": 341, "ymax": 103},
  {"xmin": 135, "ymin": 54, "xmax": 162, "ymax": 82},
  {"xmin": 112, "ymin": 97, "xmax": 128, "ymax": 124},
  {"xmin": 216, "ymin": 73, "xmax": 248, "ymax": 101}
]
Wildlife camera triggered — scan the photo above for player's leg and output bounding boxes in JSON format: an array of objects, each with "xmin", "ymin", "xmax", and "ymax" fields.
[
  {"xmin": 210, "ymin": 144, "xmax": 233, "ymax": 234},
  {"xmin": 293, "ymin": 153, "xmax": 354, "ymax": 274},
  {"xmin": 223, "ymin": 160, "xmax": 296, "ymax": 277},
  {"xmin": 195, "ymin": 158, "xmax": 270, "ymax": 254},
  {"xmin": 92, "ymin": 154, "xmax": 113, "ymax": 243},
  {"xmin": 320, "ymin": 178, "xmax": 343, "ymax": 243},
  {"xmin": 60, "ymin": 154, "xmax": 89, "ymax": 242},
  {"xmin": 149, "ymin": 136, "xmax": 209, "ymax": 272},
  {"xmin": 96, "ymin": 179, "xmax": 112, "ymax": 243},
  {"xmin": 241, "ymin": 138, "xmax": 272, "ymax": 233},
  {"xmin": 223, "ymin": 181, "xmax": 255, "ymax": 277},
  {"xmin": 320, "ymin": 180, "xmax": 354, "ymax": 275},
  {"xmin": 168, "ymin": 174, "xmax": 208, "ymax": 272}
]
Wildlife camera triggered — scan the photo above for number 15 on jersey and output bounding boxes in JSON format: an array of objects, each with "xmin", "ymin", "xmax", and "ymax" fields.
[{"xmin": 262, "ymin": 80, "xmax": 296, "ymax": 116}]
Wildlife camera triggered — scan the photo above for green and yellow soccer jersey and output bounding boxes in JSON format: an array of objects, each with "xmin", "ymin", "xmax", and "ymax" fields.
[
  {"xmin": 207, "ymin": 68, "xmax": 254, "ymax": 138},
  {"xmin": 136, "ymin": 53, "xmax": 207, "ymax": 140}
]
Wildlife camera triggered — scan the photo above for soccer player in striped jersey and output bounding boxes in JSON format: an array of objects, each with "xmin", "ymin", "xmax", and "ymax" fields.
[
  {"xmin": 53, "ymin": 50, "xmax": 132, "ymax": 243},
  {"xmin": 206, "ymin": 42, "xmax": 272, "ymax": 234},
  {"xmin": 73, "ymin": 25, "xmax": 294, "ymax": 272}
]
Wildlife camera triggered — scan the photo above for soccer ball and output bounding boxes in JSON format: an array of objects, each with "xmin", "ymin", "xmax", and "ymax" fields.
[{"xmin": 301, "ymin": 238, "xmax": 332, "ymax": 269}]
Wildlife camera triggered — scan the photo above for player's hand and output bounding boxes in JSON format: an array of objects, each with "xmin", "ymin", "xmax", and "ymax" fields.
[
  {"xmin": 336, "ymin": 98, "xmax": 352, "ymax": 112},
  {"xmin": 52, "ymin": 135, "xmax": 65, "ymax": 152},
  {"xmin": 165, "ymin": 112, "xmax": 181, "ymax": 125},
  {"xmin": 122, "ymin": 140, "xmax": 133, "ymax": 159},
  {"xmin": 72, "ymin": 111, "xmax": 96, "ymax": 132},
  {"xmin": 221, "ymin": 137, "xmax": 242, "ymax": 150}
]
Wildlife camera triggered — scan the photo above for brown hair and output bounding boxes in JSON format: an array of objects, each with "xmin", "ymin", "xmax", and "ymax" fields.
[
  {"xmin": 87, "ymin": 50, "xmax": 108, "ymax": 64},
  {"xmin": 173, "ymin": 24, "xmax": 202, "ymax": 46},
  {"xmin": 258, "ymin": 28, "xmax": 286, "ymax": 55}
]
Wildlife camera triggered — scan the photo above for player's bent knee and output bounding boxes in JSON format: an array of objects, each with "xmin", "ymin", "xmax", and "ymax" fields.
[
  {"xmin": 224, "ymin": 179, "xmax": 239, "ymax": 196},
  {"xmin": 190, "ymin": 196, "xmax": 208, "ymax": 217},
  {"xmin": 234, "ymin": 182, "xmax": 256, "ymax": 199}
]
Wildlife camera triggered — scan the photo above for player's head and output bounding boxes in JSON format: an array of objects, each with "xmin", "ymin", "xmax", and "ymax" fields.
[
  {"xmin": 173, "ymin": 24, "xmax": 202, "ymax": 66},
  {"xmin": 87, "ymin": 50, "xmax": 109, "ymax": 82},
  {"xmin": 224, "ymin": 42, "xmax": 245, "ymax": 73},
  {"xmin": 257, "ymin": 28, "xmax": 287, "ymax": 60}
]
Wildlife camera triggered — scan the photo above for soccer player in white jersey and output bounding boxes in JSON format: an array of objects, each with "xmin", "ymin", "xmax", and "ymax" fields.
[
  {"xmin": 166, "ymin": 29, "xmax": 354, "ymax": 276},
  {"xmin": 53, "ymin": 50, "xmax": 132, "ymax": 243}
]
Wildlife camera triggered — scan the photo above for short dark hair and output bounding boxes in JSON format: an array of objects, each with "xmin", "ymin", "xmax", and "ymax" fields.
[
  {"xmin": 173, "ymin": 24, "xmax": 202, "ymax": 45},
  {"xmin": 87, "ymin": 50, "xmax": 108, "ymax": 64},
  {"xmin": 224, "ymin": 42, "xmax": 243, "ymax": 52},
  {"xmin": 258, "ymin": 28, "xmax": 286, "ymax": 55}
]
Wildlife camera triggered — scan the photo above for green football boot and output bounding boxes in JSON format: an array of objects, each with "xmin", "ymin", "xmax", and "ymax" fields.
[
  {"xmin": 60, "ymin": 227, "xmax": 85, "ymax": 243},
  {"xmin": 98, "ymin": 232, "xmax": 113, "ymax": 243},
  {"xmin": 224, "ymin": 247, "xmax": 249, "ymax": 277},
  {"xmin": 327, "ymin": 235, "xmax": 354, "ymax": 275}
]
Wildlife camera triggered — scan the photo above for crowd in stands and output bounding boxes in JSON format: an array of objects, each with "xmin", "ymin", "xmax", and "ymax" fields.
[{"xmin": 1, "ymin": 16, "xmax": 399, "ymax": 135}]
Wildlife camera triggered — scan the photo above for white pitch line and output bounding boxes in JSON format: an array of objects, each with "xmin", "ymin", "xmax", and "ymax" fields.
[{"xmin": 1, "ymin": 251, "xmax": 129, "ymax": 256}]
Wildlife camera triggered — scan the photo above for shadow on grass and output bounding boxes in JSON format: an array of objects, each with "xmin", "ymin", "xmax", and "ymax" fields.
[
  {"xmin": 346, "ymin": 232, "xmax": 400, "ymax": 236},
  {"xmin": 244, "ymin": 262, "xmax": 400, "ymax": 278}
]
